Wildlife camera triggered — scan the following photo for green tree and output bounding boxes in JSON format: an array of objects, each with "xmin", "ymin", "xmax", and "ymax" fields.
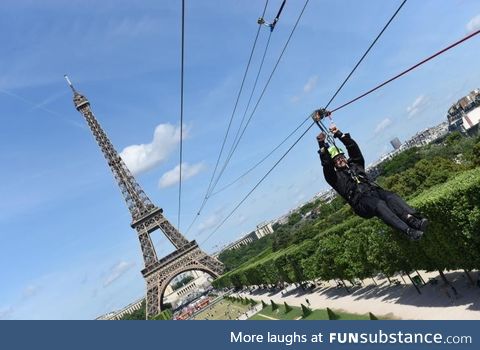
[
  {"xmin": 120, "ymin": 300, "xmax": 146, "ymax": 320},
  {"xmin": 301, "ymin": 304, "xmax": 312, "ymax": 318},
  {"xmin": 287, "ymin": 212, "xmax": 302, "ymax": 226},
  {"xmin": 380, "ymin": 147, "xmax": 421, "ymax": 177},
  {"xmin": 472, "ymin": 141, "xmax": 480, "ymax": 166},
  {"xmin": 326, "ymin": 307, "xmax": 338, "ymax": 320},
  {"xmin": 284, "ymin": 302, "xmax": 292, "ymax": 313}
]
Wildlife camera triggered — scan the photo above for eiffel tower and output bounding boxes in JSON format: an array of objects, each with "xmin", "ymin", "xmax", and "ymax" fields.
[{"xmin": 65, "ymin": 76, "xmax": 223, "ymax": 318}]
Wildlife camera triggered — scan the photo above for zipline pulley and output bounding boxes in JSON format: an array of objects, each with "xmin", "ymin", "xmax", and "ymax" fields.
[
  {"xmin": 257, "ymin": 0, "xmax": 286, "ymax": 32},
  {"xmin": 311, "ymin": 108, "xmax": 343, "ymax": 153}
]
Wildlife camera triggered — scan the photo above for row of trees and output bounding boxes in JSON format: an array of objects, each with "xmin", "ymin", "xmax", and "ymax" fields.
[
  {"xmin": 213, "ymin": 133, "xmax": 480, "ymax": 291},
  {"xmin": 224, "ymin": 295, "xmax": 257, "ymax": 306},
  {"xmin": 220, "ymin": 133, "xmax": 480, "ymax": 265},
  {"xmin": 257, "ymin": 298, "xmax": 379, "ymax": 320},
  {"xmin": 214, "ymin": 167, "xmax": 480, "ymax": 290},
  {"xmin": 218, "ymin": 235, "xmax": 273, "ymax": 272}
]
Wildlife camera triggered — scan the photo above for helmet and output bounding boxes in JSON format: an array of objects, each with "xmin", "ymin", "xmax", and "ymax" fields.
[{"xmin": 328, "ymin": 145, "xmax": 345, "ymax": 159}]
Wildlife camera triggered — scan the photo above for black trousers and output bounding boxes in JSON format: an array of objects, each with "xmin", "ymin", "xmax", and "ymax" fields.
[{"xmin": 352, "ymin": 187, "xmax": 416, "ymax": 234}]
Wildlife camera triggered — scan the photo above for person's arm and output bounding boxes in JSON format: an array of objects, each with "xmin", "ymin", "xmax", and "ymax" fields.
[
  {"xmin": 317, "ymin": 133, "xmax": 337, "ymax": 187},
  {"xmin": 330, "ymin": 125, "xmax": 365, "ymax": 168}
]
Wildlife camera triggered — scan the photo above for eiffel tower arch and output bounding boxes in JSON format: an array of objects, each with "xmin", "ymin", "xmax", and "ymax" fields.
[
  {"xmin": 65, "ymin": 76, "xmax": 223, "ymax": 318},
  {"xmin": 145, "ymin": 252, "xmax": 221, "ymax": 315}
]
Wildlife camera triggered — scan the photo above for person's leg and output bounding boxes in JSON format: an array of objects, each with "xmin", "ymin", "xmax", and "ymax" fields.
[
  {"xmin": 378, "ymin": 188, "xmax": 428, "ymax": 231},
  {"xmin": 375, "ymin": 199, "xmax": 410, "ymax": 233},
  {"xmin": 375, "ymin": 200, "xmax": 423, "ymax": 240},
  {"xmin": 377, "ymin": 189, "xmax": 415, "ymax": 219}
]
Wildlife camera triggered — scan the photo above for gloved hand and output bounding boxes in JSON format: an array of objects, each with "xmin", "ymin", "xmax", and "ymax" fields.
[
  {"xmin": 316, "ymin": 132, "xmax": 328, "ymax": 150},
  {"xmin": 316, "ymin": 132, "xmax": 326, "ymax": 143},
  {"xmin": 329, "ymin": 124, "xmax": 343, "ymax": 138}
]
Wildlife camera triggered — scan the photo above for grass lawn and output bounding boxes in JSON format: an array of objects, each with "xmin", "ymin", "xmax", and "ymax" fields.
[
  {"xmin": 252, "ymin": 305, "xmax": 304, "ymax": 320},
  {"xmin": 303, "ymin": 309, "xmax": 370, "ymax": 320},
  {"xmin": 249, "ymin": 304, "xmax": 373, "ymax": 320},
  {"xmin": 192, "ymin": 299, "xmax": 251, "ymax": 320}
]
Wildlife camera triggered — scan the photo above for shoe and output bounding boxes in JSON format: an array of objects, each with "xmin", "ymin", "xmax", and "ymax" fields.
[
  {"xmin": 406, "ymin": 215, "xmax": 429, "ymax": 232},
  {"xmin": 406, "ymin": 228, "xmax": 423, "ymax": 241}
]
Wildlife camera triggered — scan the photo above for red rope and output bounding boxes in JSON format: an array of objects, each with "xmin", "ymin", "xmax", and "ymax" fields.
[{"xmin": 331, "ymin": 29, "xmax": 480, "ymax": 113}]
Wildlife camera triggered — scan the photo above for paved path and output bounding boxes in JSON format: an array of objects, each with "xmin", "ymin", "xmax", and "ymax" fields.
[
  {"xmin": 237, "ymin": 304, "xmax": 263, "ymax": 320},
  {"xmin": 236, "ymin": 270, "xmax": 480, "ymax": 320},
  {"xmin": 256, "ymin": 314, "xmax": 278, "ymax": 320}
]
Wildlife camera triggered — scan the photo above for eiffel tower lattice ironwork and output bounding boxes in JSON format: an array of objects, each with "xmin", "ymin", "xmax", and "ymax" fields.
[{"xmin": 65, "ymin": 76, "xmax": 223, "ymax": 318}]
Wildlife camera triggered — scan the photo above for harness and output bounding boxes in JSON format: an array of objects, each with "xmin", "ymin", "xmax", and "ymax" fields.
[{"xmin": 344, "ymin": 163, "xmax": 379, "ymax": 203}]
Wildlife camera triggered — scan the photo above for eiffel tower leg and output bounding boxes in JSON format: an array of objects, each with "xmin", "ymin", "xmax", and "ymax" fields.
[
  {"xmin": 146, "ymin": 285, "xmax": 160, "ymax": 319},
  {"xmin": 135, "ymin": 228, "xmax": 159, "ymax": 269},
  {"xmin": 198, "ymin": 254, "xmax": 224, "ymax": 274}
]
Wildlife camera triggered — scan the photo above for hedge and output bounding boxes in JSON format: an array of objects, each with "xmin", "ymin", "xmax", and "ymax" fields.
[{"xmin": 212, "ymin": 168, "xmax": 480, "ymax": 289}]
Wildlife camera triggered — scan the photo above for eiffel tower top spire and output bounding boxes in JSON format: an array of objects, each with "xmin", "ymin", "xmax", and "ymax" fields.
[{"xmin": 64, "ymin": 75, "xmax": 156, "ymax": 221}]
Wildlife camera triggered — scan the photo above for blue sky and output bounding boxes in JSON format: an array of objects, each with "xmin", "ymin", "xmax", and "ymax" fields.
[{"xmin": 1, "ymin": 0, "xmax": 479, "ymax": 319}]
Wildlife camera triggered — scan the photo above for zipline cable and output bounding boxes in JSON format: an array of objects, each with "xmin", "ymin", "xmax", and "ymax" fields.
[
  {"xmin": 204, "ymin": 0, "xmax": 407, "ymax": 201},
  {"xmin": 208, "ymin": 30, "xmax": 273, "ymax": 197},
  {"xmin": 210, "ymin": 114, "xmax": 311, "ymax": 197},
  {"xmin": 324, "ymin": 0, "xmax": 408, "ymax": 110},
  {"xmin": 178, "ymin": 0, "xmax": 185, "ymax": 230},
  {"xmin": 331, "ymin": 28, "xmax": 480, "ymax": 113},
  {"xmin": 185, "ymin": 0, "xmax": 270, "ymax": 234},
  {"xmin": 208, "ymin": 0, "xmax": 309, "ymax": 197},
  {"xmin": 201, "ymin": 13, "xmax": 480, "ymax": 245},
  {"xmin": 201, "ymin": 122, "xmax": 316, "ymax": 244}
]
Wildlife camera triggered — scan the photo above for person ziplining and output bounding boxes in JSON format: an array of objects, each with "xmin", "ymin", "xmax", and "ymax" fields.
[{"xmin": 313, "ymin": 109, "xmax": 428, "ymax": 241}]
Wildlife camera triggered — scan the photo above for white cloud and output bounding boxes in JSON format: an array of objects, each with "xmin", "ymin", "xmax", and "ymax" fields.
[
  {"xmin": 0, "ymin": 306, "xmax": 14, "ymax": 320},
  {"xmin": 103, "ymin": 261, "xmax": 135, "ymax": 288},
  {"xmin": 158, "ymin": 162, "xmax": 205, "ymax": 188},
  {"xmin": 466, "ymin": 14, "xmax": 480, "ymax": 32},
  {"xmin": 374, "ymin": 117, "xmax": 392, "ymax": 134},
  {"xmin": 303, "ymin": 75, "xmax": 318, "ymax": 93},
  {"xmin": 120, "ymin": 123, "xmax": 184, "ymax": 175},
  {"xmin": 290, "ymin": 75, "xmax": 319, "ymax": 103},
  {"xmin": 406, "ymin": 95, "xmax": 428, "ymax": 118}
]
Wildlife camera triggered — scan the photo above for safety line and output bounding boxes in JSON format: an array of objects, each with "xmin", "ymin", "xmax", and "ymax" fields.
[
  {"xmin": 324, "ymin": 0, "xmax": 408, "ymax": 109},
  {"xmin": 185, "ymin": 0, "xmax": 268, "ymax": 234},
  {"xmin": 208, "ymin": 0, "xmax": 309, "ymax": 197},
  {"xmin": 201, "ymin": 122, "xmax": 315, "ymax": 244},
  {"xmin": 331, "ymin": 29, "xmax": 480, "ymax": 113},
  {"xmin": 185, "ymin": 0, "xmax": 270, "ymax": 234},
  {"xmin": 177, "ymin": 0, "xmax": 185, "ymax": 230},
  {"xmin": 209, "ymin": 114, "xmax": 311, "ymax": 197},
  {"xmin": 203, "ymin": 1, "xmax": 269, "ymax": 199},
  {"xmin": 209, "ymin": 30, "xmax": 274, "ymax": 197}
]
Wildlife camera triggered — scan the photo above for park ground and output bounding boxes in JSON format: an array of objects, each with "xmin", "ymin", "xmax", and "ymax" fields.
[
  {"xmin": 191, "ymin": 298, "xmax": 252, "ymax": 320},
  {"xmin": 236, "ymin": 270, "xmax": 480, "ymax": 320},
  {"xmin": 191, "ymin": 270, "xmax": 479, "ymax": 320}
]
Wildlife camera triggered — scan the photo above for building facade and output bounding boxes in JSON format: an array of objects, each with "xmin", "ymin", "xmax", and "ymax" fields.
[
  {"xmin": 390, "ymin": 137, "xmax": 402, "ymax": 150},
  {"xmin": 447, "ymin": 89, "xmax": 480, "ymax": 134},
  {"xmin": 255, "ymin": 222, "xmax": 274, "ymax": 239}
]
